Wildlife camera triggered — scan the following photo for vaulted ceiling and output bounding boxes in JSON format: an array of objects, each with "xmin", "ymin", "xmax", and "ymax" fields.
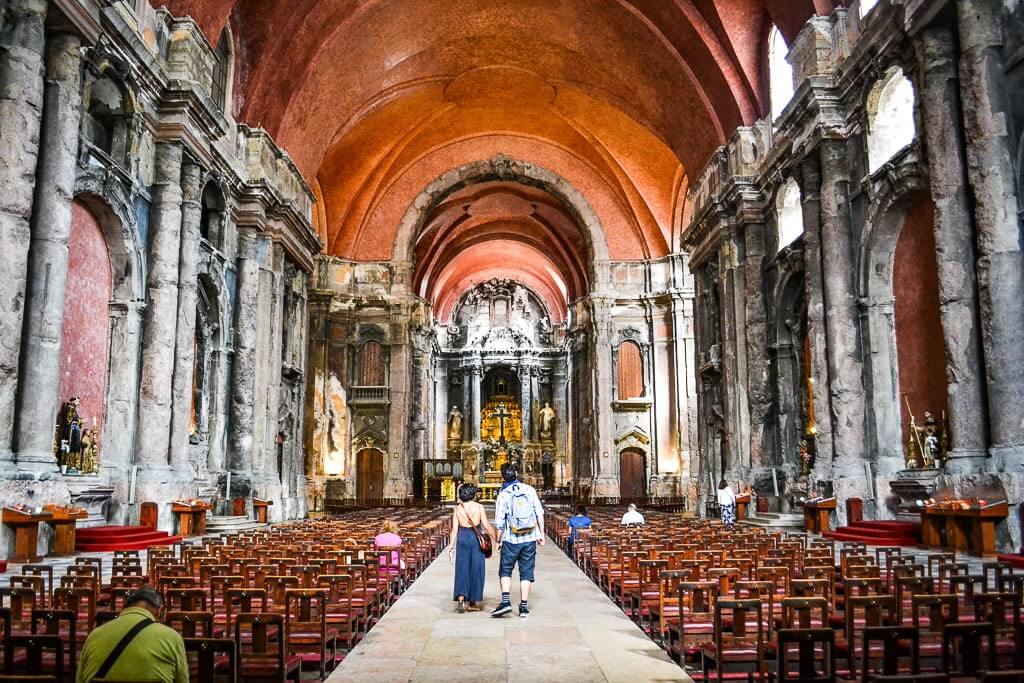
[{"xmin": 168, "ymin": 0, "xmax": 837, "ymax": 310}]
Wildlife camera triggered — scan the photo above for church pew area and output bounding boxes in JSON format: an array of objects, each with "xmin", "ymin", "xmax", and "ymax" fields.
[
  {"xmin": 0, "ymin": 506, "xmax": 449, "ymax": 682},
  {"xmin": 548, "ymin": 507, "xmax": 1024, "ymax": 682}
]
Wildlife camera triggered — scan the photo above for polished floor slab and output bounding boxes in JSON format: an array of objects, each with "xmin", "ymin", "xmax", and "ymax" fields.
[{"xmin": 328, "ymin": 538, "xmax": 689, "ymax": 683}]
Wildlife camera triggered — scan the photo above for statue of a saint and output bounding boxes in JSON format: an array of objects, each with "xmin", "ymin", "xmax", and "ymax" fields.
[
  {"xmin": 539, "ymin": 402, "xmax": 556, "ymax": 441},
  {"xmin": 57, "ymin": 397, "xmax": 84, "ymax": 471},
  {"xmin": 79, "ymin": 428, "xmax": 98, "ymax": 474},
  {"xmin": 447, "ymin": 405, "xmax": 464, "ymax": 442}
]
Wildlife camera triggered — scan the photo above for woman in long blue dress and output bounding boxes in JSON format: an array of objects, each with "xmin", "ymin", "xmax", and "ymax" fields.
[{"xmin": 448, "ymin": 484, "xmax": 494, "ymax": 612}]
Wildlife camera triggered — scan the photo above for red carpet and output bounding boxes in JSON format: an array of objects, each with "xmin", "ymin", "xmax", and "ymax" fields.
[
  {"xmin": 75, "ymin": 525, "xmax": 182, "ymax": 552},
  {"xmin": 997, "ymin": 553, "xmax": 1024, "ymax": 569},
  {"xmin": 824, "ymin": 520, "xmax": 921, "ymax": 547}
]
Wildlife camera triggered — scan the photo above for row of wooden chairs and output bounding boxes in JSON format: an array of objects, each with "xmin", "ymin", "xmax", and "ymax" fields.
[
  {"xmin": 1, "ymin": 506, "xmax": 450, "ymax": 683},
  {"xmin": 548, "ymin": 507, "xmax": 1024, "ymax": 682}
]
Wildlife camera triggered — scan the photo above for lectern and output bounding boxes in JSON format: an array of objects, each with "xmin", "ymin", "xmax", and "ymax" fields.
[
  {"xmin": 734, "ymin": 493, "xmax": 752, "ymax": 521},
  {"xmin": 253, "ymin": 498, "xmax": 272, "ymax": 524},
  {"xmin": 44, "ymin": 505, "xmax": 87, "ymax": 555},
  {"xmin": 171, "ymin": 500, "xmax": 212, "ymax": 536},
  {"xmin": 802, "ymin": 498, "xmax": 836, "ymax": 534},
  {"xmin": 3, "ymin": 507, "xmax": 52, "ymax": 562}
]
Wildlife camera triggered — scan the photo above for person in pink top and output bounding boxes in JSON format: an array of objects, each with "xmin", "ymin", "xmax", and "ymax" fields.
[{"xmin": 373, "ymin": 520, "xmax": 405, "ymax": 590}]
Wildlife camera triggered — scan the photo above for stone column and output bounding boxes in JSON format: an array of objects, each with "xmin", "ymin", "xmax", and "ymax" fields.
[
  {"xmin": 470, "ymin": 364, "xmax": 482, "ymax": 442},
  {"xmin": 520, "ymin": 363, "xmax": 532, "ymax": 441},
  {"xmin": 819, "ymin": 139, "xmax": 870, "ymax": 513},
  {"xmin": 136, "ymin": 142, "xmax": 184, "ymax": 466},
  {"xmin": 957, "ymin": 0, "xmax": 1024, "ymax": 464},
  {"xmin": 800, "ymin": 156, "xmax": 836, "ymax": 484},
  {"xmin": 742, "ymin": 222, "xmax": 772, "ymax": 476},
  {"xmin": 916, "ymin": 25, "xmax": 989, "ymax": 471},
  {"xmin": 0, "ymin": 0, "xmax": 47, "ymax": 469},
  {"xmin": 227, "ymin": 228, "xmax": 260, "ymax": 491},
  {"xmin": 12, "ymin": 31, "xmax": 83, "ymax": 469},
  {"xmin": 461, "ymin": 366, "xmax": 472, "ymax": 443},
  {"xmin": 168, "ymin": 158, "xmax": 203, "ymax": 468}
]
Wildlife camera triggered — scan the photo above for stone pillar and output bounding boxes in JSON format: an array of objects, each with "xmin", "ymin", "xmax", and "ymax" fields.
[
  {"xmin": 461, "ymin": 366, "xmax": 472, "ymax": 443},
  {"xmin": 957, "ymin": 0, "xmax": 1024, "ymax": 464},
  {"xmin": 228, "ymin": 228, "xmax": 260, "ymax": 490},
  {"xmin": 916, "ymin": 25, "xmax": 989, "ymax": 470},
  {"xmin": 520, "ymin": 363, "xmax": 532, "ymax": 441},
  {"xmin": 168, "ymin": 158, "xmax": 203, "ymax": 468},
  {"xmin": 742, "ymin": 222, "xmax": 772, "ymax": 476},
  {"xmin": 136, "ymin": 142, "xmax": 184, "ymax": 466},
  {"xmin": 819, "ymin": 139, "xmax": 870, "ymax": 513},
  {"xmin": 800, "ymin": 156, "xmax": 836, "ymax": 484},
  {"xmin": 718, "ymin": 242, "xmax": 740, "ymax": 479},
  {"xmin": 470, "ymin": 364, "xmax": 482, "ymax": 442},
  {"xmin": 12, "ymin": 31, "xmax": 82, "ymax": 469},
  {"xmin": 0, "ymin": 0, "xmax": 47, "ymax": 469}
]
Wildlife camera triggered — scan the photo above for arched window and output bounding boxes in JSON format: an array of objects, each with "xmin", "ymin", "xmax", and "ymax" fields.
[
  {"xmin": 867, "ymin": 68, "xmax": 917, "ymax": 173},
  {"xmin": 617, "ymin": 341, "xmax": 643, "ymax": 400},
  {"xmin": 200, "ymin": 182, "xmax": 226, "ymax": 249},
  {"xmin": 358, "ymin": 341, "xmax": 385, "ymax": 386},
  {"xmin": 83, "ymin": 76, "xmax": 129, "ymax": 165},
  {"xmin": 769, "ymin": 26, "xmax": 795, "ymax": 122},
  {"xmin": 776, "ymin": 177, "xmax": 805, "ymax": 251},
  {"xmin": 211, "ymin": 29, "xmax": 232, "ymax": 112},
  {"xmin": 859, "ymin": 0, "xmax": 880, "ymax": 18}
]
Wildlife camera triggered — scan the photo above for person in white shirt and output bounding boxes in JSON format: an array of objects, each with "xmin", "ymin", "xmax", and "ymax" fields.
[
  {"xmin": 491, "ymin": 464, "xmax": 545, "ymax": 619},
  {"xmin": 620, "ymin": 503, "xmax": 645, "ymax": 526},
  {"xmin": 718, "ymin": 480, "xmax": 737, "ymax": 529}
]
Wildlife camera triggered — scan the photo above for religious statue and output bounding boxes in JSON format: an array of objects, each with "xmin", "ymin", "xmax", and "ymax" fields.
[
  {"xmin": 56, "ymin": 397, "xmax": 84, "ymax": 472},
  {"xmin": 539, "ymin": 402, "xmax": 556, "ymax": 442},
  {"xmin": 903, "ymin": 396, "xmax": 948, "ymax": 469},
  {"xmin": 79, "ymin": 428, "xmax": 99, "ymax": 474},
  {"xmin": 447, "ymin": 405, "xmax": 463, "ymax": 442}
]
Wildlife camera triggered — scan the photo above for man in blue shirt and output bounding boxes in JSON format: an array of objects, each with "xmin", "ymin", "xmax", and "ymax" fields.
[
  {"xmin": 567, "ymin": 505, "xmax": 592, "ymax": 555},
  {"xmin": 491, "ymin": 463, "xmax": 545, "ymax": 618}
]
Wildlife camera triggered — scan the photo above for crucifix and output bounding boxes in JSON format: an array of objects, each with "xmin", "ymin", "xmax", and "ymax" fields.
[{"xmin": 492, "ymin": 402, "xmax": 512, "ymax": 445}]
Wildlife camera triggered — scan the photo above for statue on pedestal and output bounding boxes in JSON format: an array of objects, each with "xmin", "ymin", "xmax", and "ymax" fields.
[
  {"xmin": 447, "ymin": 405, "xmax": 464, "ymax": 443},
  {"xmin": 56, "ymin": 397, "xmax": 84, "ymax": 472},
  {"xmin": 539, "ymin": 402, "xmax": 556, "ymax": 442}
]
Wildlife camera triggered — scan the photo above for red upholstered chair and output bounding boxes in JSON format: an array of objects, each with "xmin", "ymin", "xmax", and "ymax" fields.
[
  {"xmin": 942, "ymin": 622, "xmax": 997, "ymax": 678},
  {"xmin": 700, "ymin": 598, "xmax": 766, "ymax": 683},
  {"xmin": 860, "ymin": 625, "xmax": 921, "ymax": 682},
  {"xmin": 3, "ymin": 635, "xmax": 63, "ymax": 681},
  {"xmin": 775, "ymin": 627, "xmax": 835, "ymax": 683},
  {"xmin": 165, "ymin": 610, "xmax": 217, "ymax": 638},
  {"xmin": 29, "ymin": 609, "xmax": 77, "ymax": 673},
  {"xmin": 184, "ymin": 636, "xmax": 236, "ymax": 682},
  {"xmin": 837, "ymin": 595, "xmax": 897, "ymax": 679},
  {"xmin": 235, "ymin": 612, "xmax": 300, "ymax": 683},
  {"xmin": 284, "ymin": 589, "xmax": 338, "ymax": 678}
]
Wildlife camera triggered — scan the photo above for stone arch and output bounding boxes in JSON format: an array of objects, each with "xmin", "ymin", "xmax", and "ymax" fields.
[
  {"xmin": 775, "ymin": 177, "xmax": 804, "ymax": 252},
  {"xmin": 859, "ymin": 165, "xmax": 940, "ymax": 473},
  {"xmin": 866, "ymin": 66, "xmax": 918, "ymax": 174},
  {"xmin": 393, "ymin": 155, "xmax": 610, "ymax": 284},
  {"xmin": 211, "ymin": 24, "xmax": 236, "ymax": 113},
  {"xmin": 73, "ymin": 171, "xmax": 144, "ymax": 302}
]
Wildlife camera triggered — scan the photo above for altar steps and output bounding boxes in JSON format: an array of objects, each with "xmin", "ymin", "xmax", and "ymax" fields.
[
  {"xmin": 824, "ymin": 520, "xmax": 921, "ymax": 546},
  {"xmin": 75, "ymin": 525, "xmax": 182, "ymax": 552},
  {"xmin": 205, "ymin": 515, "xmax": 267, "ymax": 534},
  {"xmin": 740, "ymin": 512, "xmax": 804, "ymax": 529}
]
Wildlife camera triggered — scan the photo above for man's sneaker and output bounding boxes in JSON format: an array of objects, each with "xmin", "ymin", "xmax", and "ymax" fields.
[
  {"xmin": 519, "ymin": 603, "xmax": 530, "ymax": 619},
  {"xmin": 491, "ymin": 602, "xmax": 513, "ymax": 618}
]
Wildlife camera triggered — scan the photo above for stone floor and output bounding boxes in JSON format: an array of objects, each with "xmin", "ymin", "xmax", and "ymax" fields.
[{"xmin": 328, "ymin": 540, "xmax": 689, "ymax": 683}]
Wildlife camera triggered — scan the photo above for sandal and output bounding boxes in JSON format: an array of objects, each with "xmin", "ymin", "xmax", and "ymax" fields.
[
  {"xmin": 466, "ymin": 603, "xmax": 481, "ymax": 612},
  {"xmin": 456, "ymin": 597, "xmax": 466, "ymax": 613}
]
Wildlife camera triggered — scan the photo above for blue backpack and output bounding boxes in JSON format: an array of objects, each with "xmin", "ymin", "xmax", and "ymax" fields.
[{"xmin": 507, "ymin": 484, "xmax": 539, "ymax": 535}]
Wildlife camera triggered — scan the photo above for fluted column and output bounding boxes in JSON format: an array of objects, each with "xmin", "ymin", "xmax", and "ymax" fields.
[
  {"xmin": 520, "ymin": 363, "xmax": 532, "ymax": 441},
  {"xmin": 135, "ymin": 142, "xmax": 184, "ymax": 466},
  {"xmin": 13, "ymin": 32, "xmax": 83, "ymax": 469},
  {"xmin": 0, "ymin": 0, "xmax": 47, "ymax": 469},
  {"xmin": 227, "ymin": 228, "xmax": 260, "ymax": 490},
  {"xmin": 957, "ymin": 0, "xmax": 1024, "ymax": 464},
  {"xmin": 168, "ymin": 158, "xmax": 203, "ymax": 467},
  {"xmin": 470, "ymin": 364, "xmax": 482, "ymax": 442},
  {"xmin": 915, "ymin": 25, "xmax": 989, "ymax": 471},
  {"xmin": 819, "ymin": 139, "xmax": 869, "ymax": 513}
]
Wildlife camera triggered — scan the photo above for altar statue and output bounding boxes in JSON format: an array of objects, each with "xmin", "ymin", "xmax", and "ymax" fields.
[
  {"xmin": 447, "ymin": 405, "xmax": 464, "ymax": 442},
  {"xmin": 79, "ymin": 428, "xmax": 99, "ymax": 474},
  {"xmin": 539, "ymin": 402, "xmax": 556, "ymax": 441},
  {"xmin": 57, "ymin": 397, "xmax": 84, "ymax": 471}
]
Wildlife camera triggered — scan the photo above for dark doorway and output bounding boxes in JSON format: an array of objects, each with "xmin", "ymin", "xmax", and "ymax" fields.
[
  {"xmin": 619, "ymin": 448, "xmax": 646, "ymax": 500},
  {"xmin": 541, "ymin": 461, "xmax": 555, "ymax": 490},
  {"xmin": 356, "ymin": 448, "xmax": 384, "ymax": 502}
]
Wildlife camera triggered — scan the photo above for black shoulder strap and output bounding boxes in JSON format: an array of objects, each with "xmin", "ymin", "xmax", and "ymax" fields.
[{"xmin": 95, "ymin": 617, "xmax": 154, "ymax": 679}]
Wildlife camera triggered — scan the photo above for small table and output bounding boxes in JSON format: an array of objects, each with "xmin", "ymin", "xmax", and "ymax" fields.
[
  {"xmin": 734, "ymin": 493, "xmax": 752, "ymax": 521},
  {"xmin": 253, "ymin": 498, "xmax": 272, "ymax": 524},
  {"xmin": 802, "ymin": 498, "xmax": 837, "ymax": 534},
  {"xmin": 921, "ymin": 502, "xmax": 1008, "ymax": 557},
  {"xmin": 2, "ymin": 507, "xmax": 53, "ymax": 562},
  {"xmin": 43, "ymin": 505, "xmax": 87, "ymax": 555},
  {"xmin": 171, "ymin": 501, "xmax": 212, "ymax": 536}
]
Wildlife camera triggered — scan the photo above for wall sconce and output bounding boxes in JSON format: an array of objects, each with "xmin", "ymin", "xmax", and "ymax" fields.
[
  {"xmin": 602, "ymin": 451, "xmax": 609, "ymax": 459},
  {"xmin": 392, "ymin": 452, "xmax": 399, "ymax": 458}
]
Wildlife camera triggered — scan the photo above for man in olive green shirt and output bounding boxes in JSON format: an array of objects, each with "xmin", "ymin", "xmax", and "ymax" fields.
[{"xmin": 77, "ymin": 588, "xmax": 188, "ymax": 683}]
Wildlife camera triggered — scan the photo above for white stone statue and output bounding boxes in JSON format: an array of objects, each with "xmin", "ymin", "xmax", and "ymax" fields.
[
  {"xmin": 539, "ymin": 401, "xmax": 556, "ymax": 441},
  {"xmin": 447, "ymin": 405, "xmax": 464, "ymax": 442}
]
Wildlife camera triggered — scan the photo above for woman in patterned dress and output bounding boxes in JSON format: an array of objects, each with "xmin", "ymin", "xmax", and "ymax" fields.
[{"xmin": 718, "ymin": 479, "xmax": 737, "ymax": 529}]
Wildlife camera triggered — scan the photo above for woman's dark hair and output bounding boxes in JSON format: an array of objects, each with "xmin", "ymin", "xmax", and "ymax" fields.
[
  {"xmin": 576, "ymin": 505, "xmax": 588, "ymax": 515},
  {"xmin": 458, "ymin": 484, "xmax": 479, "ymax": 502},
  {"xmin": 718, "ymin": 479, "xmax": 728, "ymax": 489}
]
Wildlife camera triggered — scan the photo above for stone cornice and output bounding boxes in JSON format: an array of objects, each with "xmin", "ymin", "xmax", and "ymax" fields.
[{"xmin": 51, "ymin": 0, "xmax": 103, "ymax": 43}]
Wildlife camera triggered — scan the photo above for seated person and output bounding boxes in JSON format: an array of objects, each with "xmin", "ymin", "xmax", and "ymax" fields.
[
  {"xmin": 620, "ymin": 502, "xmax": 645, "ymax": 526},
  {"xmin": 373, "ymin": 520, "xmax": 405, "ymax": 575},
  {"xmin": 567, "ymin": 505, "xmax": 592, "ymax": 554}
]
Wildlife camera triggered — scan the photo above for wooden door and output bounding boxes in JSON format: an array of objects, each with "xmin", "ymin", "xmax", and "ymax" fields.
[
  {"xmin": 356, "ymin": 448, "xmax": 384, "ymax": 503},
  {"xmin": 619, "ymin": 448, "xmax": 646, "ymax": 501}
]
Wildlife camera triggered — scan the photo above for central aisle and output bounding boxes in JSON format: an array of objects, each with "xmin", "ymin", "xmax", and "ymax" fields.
[{"xmin": 328, "ymin": 538, "xmax": 689, "ymax": 683}]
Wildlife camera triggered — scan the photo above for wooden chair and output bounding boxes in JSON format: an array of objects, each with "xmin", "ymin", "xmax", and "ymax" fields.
[
  {"xmin": 776, "ymin": 627, "xmax": 835, "ymax": 683},
  {"xmin": 701, "ymin": 598, "xmax": 766, "ymax": 683},
  {"xmin": 860, "ymin": 626, "xmax": 921, "ymax": 682},
  {"xmin": 165, "ymin": 610, "xmax": 218, "ymax": 638},
  {"xmin": 3, "ymin": 636, "xmax": 62, "ymax": 682},
  {"xmin": 838, "ymin": 595, "xmax": 897, "ymax": 679},
  {"xmin": 183, "ymin": 637, "xmax": 236, "ymax": 683},
  {"xmin": 284, "ymin": 589, "xmax": 338, "ymax": 679},
  {"xmin": 942, "ymin": 622, "xmax": 997, "ymax": 677},
  {"xmin": 236, "ymin": 612, "xmax": 301, "ymax": 683},
  {"xmin": 29, "ymin": 609, "xmax": 77, "ymax": 673}
]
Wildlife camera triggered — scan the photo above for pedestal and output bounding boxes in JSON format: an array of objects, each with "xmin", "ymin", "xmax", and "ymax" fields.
[{"xmin": 3, "ymin": 508, "xmax": 52, "ymax": 562}]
